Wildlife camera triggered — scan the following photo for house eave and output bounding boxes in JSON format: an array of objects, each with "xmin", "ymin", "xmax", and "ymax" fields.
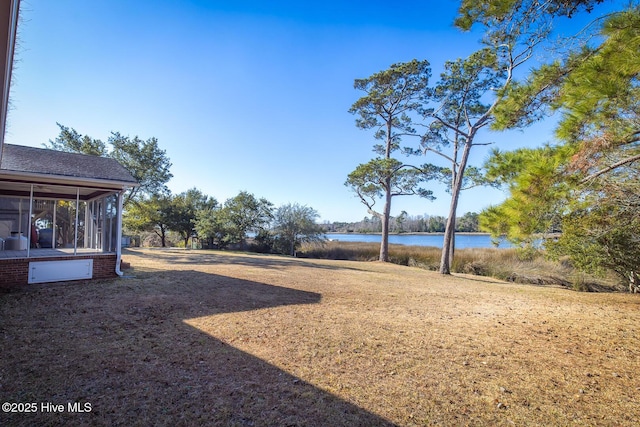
[
  {"xmin": 0, "ymin": 169, "xmax": 138, "ymax": 201},
  {"xmin": 0, "ymin": 168, "xmax": 139, "ymax": 190},
  {"xmin": 0, "ymin": 0, "xmax": 20, "ymax": 162}
]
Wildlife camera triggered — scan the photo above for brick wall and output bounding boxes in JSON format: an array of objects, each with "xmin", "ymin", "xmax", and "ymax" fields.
[
  {"xmin": 0, "ymin": 258, "xmax": 28, "ymax": 286},
  {"xmin": 93, "ymin": 255, "xmax": 118, "ymax": 279},
  {"xmin": 0, "ymin": 254, "xmax": 118, "ymax": 287}
]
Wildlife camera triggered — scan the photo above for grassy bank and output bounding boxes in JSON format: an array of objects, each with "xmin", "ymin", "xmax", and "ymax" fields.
[{"xmin": 299, "ymin": 241, "xmax": 621, "ymax": 292}]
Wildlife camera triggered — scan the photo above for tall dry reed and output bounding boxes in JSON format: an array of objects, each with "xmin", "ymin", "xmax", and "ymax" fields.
[{"xmin": 299, "ymin": 241, "xmax": 619, "ymax": 291}]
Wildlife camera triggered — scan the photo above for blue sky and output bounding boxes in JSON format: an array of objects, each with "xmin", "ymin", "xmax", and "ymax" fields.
[{"xmin": 6, "ymin": 0, "xmax": 562, "ymax": 222}]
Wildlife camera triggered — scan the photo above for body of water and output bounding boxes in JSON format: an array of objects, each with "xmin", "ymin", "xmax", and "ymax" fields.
[{"xmin": 325, "ymin": 233, "xmax": 512, "ymax": 249}]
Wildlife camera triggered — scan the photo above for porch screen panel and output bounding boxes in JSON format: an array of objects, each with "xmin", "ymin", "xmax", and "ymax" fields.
[
  {"xmin": 55, "ymin": 200, "xmax": 86, "ymax": 249},
  {"xmin": 32, "ymin": 199, "xmax": 56, "ymax": 248},
  {"xmin": 0, "ymin": 197, "xmax": 29, "ymax": 245},
  {"xmin": 86, "ymin": 199, "xmax": 103, "ymax": 250},
  {"xmin": 105, "ymin": 194, "xmax": 118, "ymax": 252}
]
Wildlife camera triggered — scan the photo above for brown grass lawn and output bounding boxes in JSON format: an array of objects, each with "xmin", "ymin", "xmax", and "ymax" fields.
[{"xmin": 1, "ymin": 248, "xmax": 639, "ymax": 426}]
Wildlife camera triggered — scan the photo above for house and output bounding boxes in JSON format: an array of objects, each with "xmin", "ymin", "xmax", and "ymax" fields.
[{"xmin": 0, "ymin": 0, "xmax": 139, "ymax": 285}]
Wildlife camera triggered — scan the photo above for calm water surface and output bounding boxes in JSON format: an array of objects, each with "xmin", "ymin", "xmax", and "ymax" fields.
[{"xmin": 326, "ymin": 233, "xmax": 512, "ymax": 249}]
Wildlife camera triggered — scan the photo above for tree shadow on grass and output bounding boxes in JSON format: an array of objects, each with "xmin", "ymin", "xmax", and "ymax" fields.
[{"xmin": 0, "ymin": 270, "xmax": 396, "ymax": 426}]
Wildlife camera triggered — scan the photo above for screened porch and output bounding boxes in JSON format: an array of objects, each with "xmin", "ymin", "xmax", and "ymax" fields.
[{"xmin": 0, "ymin": 182, "xmax": 123, "ymax": 260}]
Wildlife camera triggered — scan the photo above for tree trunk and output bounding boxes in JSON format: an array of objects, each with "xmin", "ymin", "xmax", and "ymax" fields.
[
  {"xmin": 449, "ymin": 216, "xmax": 456, "ymax": 262},
  {"xmin": 156, "ymin": 226, "xmax": 167, "ymax": 247},
  {"xmin": 440, "ymin": 142, "xmax": 472, "ymax": 274},
  {"xmin": 379, "ymin": 180, "xmax": 392, "ymax": 262},
  {"xmin": 630, "ymin": 271, "xmax": 639, "ymax": 293},
  {"xmin": 439, "ymin": 197, "xmax": 459, "ymax": 274}
]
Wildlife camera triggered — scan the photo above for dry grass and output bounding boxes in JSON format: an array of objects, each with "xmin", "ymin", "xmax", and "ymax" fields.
[{"xmin": 1, "ymin": 248, "xmax": 639, "ymax": 426}]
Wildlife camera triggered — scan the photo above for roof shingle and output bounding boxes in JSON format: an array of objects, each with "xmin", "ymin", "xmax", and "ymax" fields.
[{"xmin": 0, "ymin": 144, "xmax": 138, "ymax": 184}]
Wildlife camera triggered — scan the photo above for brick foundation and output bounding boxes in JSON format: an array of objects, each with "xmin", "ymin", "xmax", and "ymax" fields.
[{"xmin": 0, "ymin": 254, "xmax": 118, "ymax": 286}]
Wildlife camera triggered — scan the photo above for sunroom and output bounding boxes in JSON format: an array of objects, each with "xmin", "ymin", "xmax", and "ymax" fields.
[{"xmin": 0, "ymin": 144, "xmax": 138, "ymax": 285}]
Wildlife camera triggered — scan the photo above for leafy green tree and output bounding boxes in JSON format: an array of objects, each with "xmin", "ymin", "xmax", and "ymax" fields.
[
  {"xmin": 546, "ymin": 179, "xmax": 640, "ymax": 292},
  {"xmin": 194, "ymin": 204, "xmax": 233, "ymax": 249},
  {"xmin": 455, "ymin": 0, "xmax": 604, "ymax": 31},
  {"xmin": 350, "ymin": 59, "xmax": 430, "ymax": 158},
  {"xmin": 348, "ymin": 60, "xmax": 433, "ymax": 261},
  {"xmin": 46, "ymin": 123, "xmax": 173, "ymax": 206},
  {"xmin": 345, "ymin": 158, "xmax": 435, "ymax": 261},
  {"xmin": 123, "ymin": 193, "xmax": 173, "ymax": 247},
  {"xmin": 426, "ymin": 215, "xmax": 447, "ymax": 233},
  {"xmin": 472, "ymin": 3, "xmax": 640, "ymax": 289},
  {"xmin": 479, "ymin": 144, "xmax": 570, "ymax": 244},
  {"xmin": 418, "ymin": 49, "xmax": 507, "ymax": 273},
  {"xmin": 394, "ymin": 210, "xmax": 408, "ymax": 233},
  {"xmin": 108, "ymin": 132, "xmax": 173, "ymax": 205},
  {"xmin": 456, "ymin": 212, "xmax": 479, "ymax": 232},
  {"xmin": 409, "ymin": 0, "xmax": 562, "ymax": 274},
  {"xmin": 48, "ymin": 123, "xmax": 107, "ymax": 156},
  {"xmin": 167, "ymin": 188, "xmax": 217, "ymax": 248},
  {"xmin": 272, "ymin": 203, "xmax": 325, "ymax": 256},
  {"xmin": 223, "ymin": 191, "xmax": 274, "ymax": 250},
  {"xmin": 251, "ymin": 229, "xmax": 277, "ymax": 253}
]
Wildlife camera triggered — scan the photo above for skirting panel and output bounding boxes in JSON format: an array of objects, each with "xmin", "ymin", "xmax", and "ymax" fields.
[{"xmin": 28, "ymin": 259, "xmax": 94, "ymax": 284}]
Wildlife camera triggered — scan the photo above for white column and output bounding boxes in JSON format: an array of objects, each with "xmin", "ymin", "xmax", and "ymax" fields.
[
  {"xmin": 74, "ymin": 188, "xmax": 79, "ymax": 256},
  {"xmin": 27, "ymin": 184, "xmax": 33, "ymax": 257},
  {"xmin": 115, "ymin": 191, "xmax": 124, "ymax": 277}
]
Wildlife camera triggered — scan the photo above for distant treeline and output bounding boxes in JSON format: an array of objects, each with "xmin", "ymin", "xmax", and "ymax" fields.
[{"xmin": 322, "ymin": 212, "xmax": 479, "ymax": 234}]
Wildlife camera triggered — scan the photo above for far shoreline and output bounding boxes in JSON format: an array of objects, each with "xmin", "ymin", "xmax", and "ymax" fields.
[{"xmin": 324, "ymin": 231, "xmax": 491, "ymax": 236}]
